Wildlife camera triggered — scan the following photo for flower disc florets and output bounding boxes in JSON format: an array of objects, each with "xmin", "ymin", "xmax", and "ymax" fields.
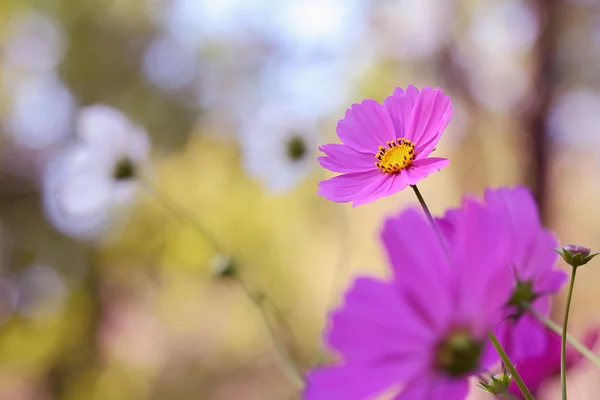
[{"xmin": 435, "ymin": 330, "xmax": 484, "ymax": 377}]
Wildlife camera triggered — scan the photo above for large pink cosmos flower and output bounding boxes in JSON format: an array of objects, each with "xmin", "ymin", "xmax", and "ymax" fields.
[
  {"xmin": 437, "ymin": 187, "xmax": 567, "ymax": 362},
  {"xmin": 305, "ymin": 200, "xmax": 514, "ymax": 399},
  {"xmin": 508, "ymin": 327, "xmax": 600, "ymax": 398},
  {"xmin": 485, "ymin": 187, "xmax": 567, "ymax": 362},
  {"xmin": 318, "ymin": 86, "xmax": 453, "ymax": 206}
]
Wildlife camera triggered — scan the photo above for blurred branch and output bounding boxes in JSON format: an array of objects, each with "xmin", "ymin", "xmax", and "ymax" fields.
[{"xmin": 526, "ymin": 0, "xmax": 561, "ymax": 222}]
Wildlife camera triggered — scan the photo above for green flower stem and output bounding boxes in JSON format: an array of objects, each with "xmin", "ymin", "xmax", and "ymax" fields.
[
  {"xmin": 140, "ymin": 178, "xmax": 305, "ymax": 388},
  {"xmin": 561, "ymin": 266, "xmax": 578, "ymax": 400},
  {"xmin": 524, "ymin": 302, "xmax": 600, "ymax": 367},
  {"xmin": 410, "ymin": 185, "xmax": 450, "ymax": 259},
  {"xmin": 489, "ymin": 333, "xmax": 535, "ymax": 400}
]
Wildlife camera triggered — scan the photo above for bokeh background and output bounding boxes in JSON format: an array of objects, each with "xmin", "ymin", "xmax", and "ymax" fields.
[{"xmin": 1, "ymin": 0, "xmax": 600, "ymax": 398}]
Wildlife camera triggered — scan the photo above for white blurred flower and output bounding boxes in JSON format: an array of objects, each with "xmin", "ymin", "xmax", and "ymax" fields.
[
  {"xmin": 142, "ymin": 34, "xmax": 198, "ymax": 93},
  {"xmin": 2, "ymin": 11, "xmax": 66, "ymax": 75},
  {"xmin": 273, "ymin": 0, "xmax": 364, "ymax": 52},
  {"xmin": 468, "ymin": 0, "xmax": 539, "ymax": 57},
  {"xmin": 467, "ymin": 60, "xmax": 532, "ymax": 112},
  {"xmin": 15, "ymin": 265, "xmax": 67, "ymax": 320},
  {"xmin": 43, "ymin": 105, "xmax": 150, "ymax": 240},
  {"xmin": 548, "ymin": 89, "xmax": 600, "ymax": 146},
  {"xmin": 240, "ymin": 105, "xmax": 318, "ymax": 193},
  {"xmin": 375, "ymin": 0, "xmax": 455, "ymax": 59},
  {"xmin": 459, "ymin": 0, "xmax": 538, "ymax": 112},
  {"xmin": 3, "ymin": 74, "xmax": 76, "ymax": 151}
]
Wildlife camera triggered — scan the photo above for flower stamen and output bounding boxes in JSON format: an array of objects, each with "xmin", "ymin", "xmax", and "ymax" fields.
[{"xmin": 375, "ymin": 138, "xmax": 415, "ymax": 174}]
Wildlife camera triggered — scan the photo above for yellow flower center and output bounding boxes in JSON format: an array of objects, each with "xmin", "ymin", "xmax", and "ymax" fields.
[{"xmin": 375, "ymin": 138, "xmax": 415, "ymax": 174}]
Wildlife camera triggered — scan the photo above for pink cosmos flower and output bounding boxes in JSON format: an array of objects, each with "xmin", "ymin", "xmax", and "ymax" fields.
[
  {"xmin": 318, "ymin": 86, "xmax": 453, "ymax": 206},
  {"xmin": 305, "ymin": 200, "xmax": 514, "ymax": 399},
  {"xmin": 508, "ymin": 327, "xmax": 600, "ymax": 398},
  {"xmin": 484, "ymin": 187, "xmax": 568, "ymax": 362},
  {"xmin": 436, "ymin": 187, "xmax": 567, "ymax": 363}
]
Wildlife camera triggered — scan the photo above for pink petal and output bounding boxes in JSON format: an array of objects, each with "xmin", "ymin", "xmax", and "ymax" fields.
[
  {"xmin": 415, "ymin": 111, "xmax": 453, "ymax": 157},
  {"xmin": 394, "ymin": 375, "xmax": 469, "ymax": 400},
  {"xmin": 317, "ymin": 169, "xmax": 381, "ymax": 203},
  {"xmin": 305, "ymin": 359, "xmax": 423, "ymax": 400},
  {"xmin": 318, "ymin": 144, "xmax": 377, "ymax": 173},
  {"xmin": 402, "ymin": 157, "xmax": 450, "ymax": 185},
  {"xmin": 381, "ymin": 209, "xmax": 453, "ymax": 331},
  {"xmin": 327, "ymin": 277, "xmax": 433, "ymax": 362},
  {"xmin": 534, "ymin": 269, "xmax": 568, "ymax": 296},
  {"xmin": 336, "ymin": 99, "xmax": 395, "ymax": 153},
  {"xmin": 485, "ymin": 187, "xmax": 540, "ymax": 269},
  {"xmin": 392, "ymin": 375, "xmax": 431, "ymax": 399},
  {"xmin": 522, "ymin": 231, "xmax": 559, "ymax": 284},
  {"xmin": 405, "ymin": 87, "xmax": 453, "ymax": 157},
  {"xmin": 452, "ymin": 199, "xmax": 514, "ymax": 328},
  {"xmin": 428, "ymin": 378, "xmax": 470, "ymax": 400},
  {"xmin": 383, "ymin": 85, "xmax": 420, "ymax": 140},
  {"xmin": 351, "ymin": 172, "xmax": 409, "ymax": 207}
]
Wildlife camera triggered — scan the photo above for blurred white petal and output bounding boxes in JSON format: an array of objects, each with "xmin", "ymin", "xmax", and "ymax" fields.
[
  {"xmin": 239, "ymin": 104, "xmax": 319, "ymax": 193},
  {"xmin": 4, "ymin": 74, "xmax": 76, "ymax": 151},
  {"xmin": 2, "ymin": 11, "xmax": 66, "ymax": 74}
]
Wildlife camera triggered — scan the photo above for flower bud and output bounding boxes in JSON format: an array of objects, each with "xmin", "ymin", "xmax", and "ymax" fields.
[
  {"xmin": 478, "ymin": 370, "xmax": 512, "ymax": 395},
  {"xmin": 554, "ymin": 244, "xmax": 599, "ymax": 268},
  {"xmin": 211, "ymin": 254, "xmax": 237, "ymax": 277}
]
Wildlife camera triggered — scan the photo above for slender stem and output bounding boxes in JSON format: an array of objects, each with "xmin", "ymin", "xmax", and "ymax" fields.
[
  {"xmin": 489, "ymin": 333, "xmax": 535, "ymax": 400},
  {"xmin": 561, "ymin": 266, "xmax": 577, "ymax": 400},
  {"xmin": 140, "ymin": 178, "xmax": 224, "ymax": 253},
  {"xmin": 524, "ymin": 302, "xmax": 600, "ymax": 367},
  {"xmin": 140, "ymin": 177, "xmax": 305, "ymax": 388},
  {"xmin": 410, "ymin": 185, "xmax": 450, "ymax": 260},
  {"xmin": 237, "ymin": 279, "xmax": 305, "ymax": 390}
]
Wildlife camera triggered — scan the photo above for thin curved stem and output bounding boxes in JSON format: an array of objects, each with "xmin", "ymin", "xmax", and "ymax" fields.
[
  {"xmin": 489, "ymin": 333, "xmax": 535, "ymax": 400},
  {"xmin": 139, "ymin": 177, "xmax": 305, "ymax": 388},
  {"xmin": 140, "ymin": 178, "xmax": 224, "ymax": 253},
  {"xmin": 562, "ymin": 267, "xmax": 577, "ymax": 400},
  {"xmin": 410, "ymin": 185, "xmax": 450, "ymax": 261},
  {"xmin": 524, "ymin": 302, "xmax": 600, "ymax": 367}
]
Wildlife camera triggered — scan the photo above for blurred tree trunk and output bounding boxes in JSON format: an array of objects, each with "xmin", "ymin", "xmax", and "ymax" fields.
[{"xmin": 527, "ymin": 0, "xmax": 560, "ymax": 222}]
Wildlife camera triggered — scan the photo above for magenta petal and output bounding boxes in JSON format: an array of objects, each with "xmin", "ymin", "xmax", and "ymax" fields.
[
  {"xmin": 381, "ymin": 209, "xmax": 453, "ymax": 331},
  {"xmin": 383, "ymin": 85, "xmax": 420, "ymax": 140},
  {"xmin": 392, "ymin": 375, "xmax": 431, "ymax": 399},
  {"xmin": 452, "ymin": 199, "xmax": 514, "ymax": 330},
  {"xmin": 305, "ymin": 360, "xmax": 420, "ymax": 400},
  {"xmin": 534, "ymin": 269, "xmax": 568, "ymax": 294},
  {"xmin": 415, "ymin": 110, "xmax": 453, "ymax": 157},
  {"xmin": 403, "ymin": 157, "xmax": 449, "ymax": 185},
  {"xmin": 407, "ymin": 87, "xmax": 452, "ymax": 154},
  {"xmin": 485, "ymin": 187, "xmax": 540, "ymax": 269},
  {"xmin": 351, "ymin": 173, "xmax": 408, "ymax": 207},
  {"xmin": 336, "ymin": 99, "xmax": 395, "ymax": 153},
  {"xmin": 327, "ymin": 277, "xmax": 433, "ymax": 362},
  {"xmin": 521, "ymin": 231, "xmax": 558, "ymax": 282},
  {"xmin": 318, "ymin": 144, "xmax": 377, "ymax": 173},
  {"xmin": 393, "ymin": 375, "xmax": 469, "ymax": 400},
  {"xmin": 317, "ymin": 169, "xmax": 381, "ymax": 203},
  {"xmin": 428, "ymin": 378, "xmax": 469, "ymax": 400}
]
